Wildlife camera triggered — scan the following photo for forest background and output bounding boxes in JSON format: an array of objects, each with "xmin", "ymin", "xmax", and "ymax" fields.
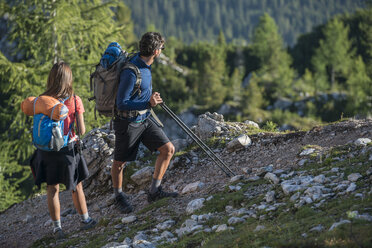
[{"xmin": 0, "ymin": 0, "xmax": 371, "ymax": 212}]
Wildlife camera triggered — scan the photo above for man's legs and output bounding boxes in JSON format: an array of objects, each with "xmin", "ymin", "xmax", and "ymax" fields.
[
  {"xmin": 148, "ymin": 142, "xmax": 178, "ymax": 201},
  {"xmin": 149, "ymin": 142, "xmax": 175, "ymax": 193},
  {"xmin": 111, "ymin": 160, "xmax": 133, "ymax": 213},
  {"xmin": 111, "ymin": 160, "xmax": 125, "ymax": 191}
]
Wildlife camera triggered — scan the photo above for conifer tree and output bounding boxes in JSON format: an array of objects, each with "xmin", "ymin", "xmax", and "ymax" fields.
[
  {"xmin": 346, "ymin": 56, "xmax": 372, "ymax": 116},
  {"xmin": 250, "ymin": 13, "xmax": 294, "ymax": 101},
  {"xmin": 189, "ymin": 42, "xmax": 227, "ymax": 109},
  {"xmin": 311, "ymin": 18, "xmax": 353, "ymax": 91},
  {"xmin": 0, "ymin": 0, "xmax": 134, "ymax": 211}
]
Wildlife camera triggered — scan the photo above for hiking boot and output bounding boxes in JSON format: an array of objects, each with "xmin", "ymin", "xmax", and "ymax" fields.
[
  {"xmin": 147, "ymin": 186, "xmax": 178, "ymax": 202},
  {"xmin": 53, "ymin": 227, "xmax": 66, "ymax": 240},
  {"xmin": 80, "ymin": 218, "xmax": 97, "ymax": 230},
  {"xmin": 115, "ymin": 192, "xmax": 133, "ymax": 213}
]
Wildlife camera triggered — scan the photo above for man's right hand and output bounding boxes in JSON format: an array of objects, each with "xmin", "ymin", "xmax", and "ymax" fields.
[{"xmin": 149, "ymin": 92, "xmax": 163, "ymax": 107}]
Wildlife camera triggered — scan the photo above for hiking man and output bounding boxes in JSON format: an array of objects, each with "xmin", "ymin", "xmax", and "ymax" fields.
[{"xmin": 112, "ymin": 32, "xmax": 178, "ymax": 213}]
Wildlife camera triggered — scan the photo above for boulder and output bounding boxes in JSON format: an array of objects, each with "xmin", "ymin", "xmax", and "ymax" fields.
[
  {"xmin": 182, "ymin": 181, "xmax": 205, "ymax": 194},
  {"xmin": 186, "ymin": 198, "xmax": 205, "ymax": 214},
  {"xmin": 226, "ymin": 134, "xmax": 252, "ymax": 152}
]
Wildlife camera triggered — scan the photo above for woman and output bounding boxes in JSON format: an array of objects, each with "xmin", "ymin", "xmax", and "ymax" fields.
[{"xmin": 30, "ymin": 61, "xmax": 96, "ymax": 239}]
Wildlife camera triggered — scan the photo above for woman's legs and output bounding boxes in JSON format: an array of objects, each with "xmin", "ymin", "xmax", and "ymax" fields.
[
  {"xmin": 71, "ymin": 182, "xmax": 88, "ymax": 215},
  {"xmin": 47, "ymin": 184, "xmax": 60, "ymax": 221}
]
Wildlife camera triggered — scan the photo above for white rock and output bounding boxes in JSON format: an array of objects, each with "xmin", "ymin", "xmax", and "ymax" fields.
[
  {"xmin": 265, "ymin": 191, "xmax": 276, "ymax": 203},
  {"xmin": 161, "ymin": 231, "xmax": 175, "ymax": 239},
  {"xmin": 299, "ymin": 148, "xmax": 315, "ymax": 156},
  {"xmin": 354, "ymin": 138, "xmax": 371, "ymax": 146},
  {"xmin": 310, "ymin": 224, "xmax": 324, "ymax": 232},
  {"xmin": 215, "ymin": 224, "xmax": 228, "ymax": 232},
  {"xmin": 281, "ymin": 184, "xmax": 306, "ymax": 195},
  {"xmin": 314, "ymin": 174, "xmax": 326, "ymax": 184},
  {"xmin": 122, "ymin": 216, "xmax": 137, "ymax": 224},
  {"xmin": 290, "ymin": 192, "xmax": 301, "ymax": 202},
  {"xmin": 156, "ymin": 220, "xmax": 176, "ymax": 230},
  {"xmin": 186, "ymin": 198, "xmax": 205, "ymax": 214},
  {"xmin": 254, "ymin": 225, "xmax": 266, "ymax": 232},
  {"xmin": 347, "ymin": 173, "xmax": 362, "ymax": 182},
  {"xmin": 101, "ymin": 242, "xmax": 130, "ymax": 248},
  {"xmin": 182, "ymin": 181, "xmax": 205, "ymax": 194},
  {"xmin": 228, "ymin": 217, "xmax": 245, "ymax": 225},
  {"xmin": 133, "ymin": 233, "xmax": 148, "ymax": 242},
  {"xmin": 244, "ymin": 120, "xmax": 259, "ymax": 128},
  {"xmin": 264, "ymin": 172, "xmax": 280, "ymax": 184},
  {"xmin": 206, "ymin": 196, "xmax": 214, "ymax": 201},
  {"xmin": 298, "ymin": 159, "xmax": 308, "ymax": 166},
  {"xmin": 230, "ymin": 175, "xmax": 244, "ymax": 183},
  {"xmin": 130, "ymin": 166, "xmax": 154, "ymax": 185},
  {"xmin": 329, "ymin": 219, "xmax": 351, "ymax": 231},
  {"xmin": 346, "ymin": 183, "xmax": 357, "ymax": 193},
  {"xmin": 132, "ymin": 240, "xmax": 156, "ymax": 248},
  {"xmin": 226, "ymin": 134, "xmax": 252, "ymax": 152}
]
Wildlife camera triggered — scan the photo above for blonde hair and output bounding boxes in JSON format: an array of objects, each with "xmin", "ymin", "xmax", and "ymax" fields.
[{"xmin": 43, "ymin": 61, "xmax": 73, "ymax": 99}]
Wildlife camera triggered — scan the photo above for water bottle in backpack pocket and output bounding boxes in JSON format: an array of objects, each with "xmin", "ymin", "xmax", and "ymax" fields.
[{"xmin": 31, "ymin": 97, "xmax": 71, "ymax": 151}]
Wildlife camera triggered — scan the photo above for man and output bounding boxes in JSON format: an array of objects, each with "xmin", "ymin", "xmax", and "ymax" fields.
[{"xmin": 112, "ymin": 32, "xmax": 178, "ymax": 213}]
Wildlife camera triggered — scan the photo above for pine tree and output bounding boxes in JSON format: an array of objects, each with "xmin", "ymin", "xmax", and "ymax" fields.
[
  {"xmin": 345, "ymin": 56, "xmax": 372, "ymax": 116},
  {"xmin": 191, "ymin": 42, "xmax": 227, "ymax": 109},
  {"xmin": 0, "ymin": 0, "xmax": 134, "ymax": 211},
  {"xmin": 311, "ymin": 18, "xmax": 353, "ymax": 91},
  {"xmin": 250, "ymin": 13, "xmax": 295, "ymax": 101}
]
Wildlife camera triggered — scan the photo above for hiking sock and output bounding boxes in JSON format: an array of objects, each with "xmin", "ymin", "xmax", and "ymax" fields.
[
  {"xmin": 149, "ymin": 178, "xmax": 162, "ymax": 194},
  {"xmin": 113, "ymin": 187, "xmax": 123, "ymax": 196},
  {"xmin": 53, "ymin": 219, "xmax": 62, "ymax": 232},
  {"xmin": 81, "ymin": 212, "xmax": 91, "ymax": 223}
]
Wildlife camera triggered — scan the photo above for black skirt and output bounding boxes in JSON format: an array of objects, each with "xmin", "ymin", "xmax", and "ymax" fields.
[{"xmin": 30, "ymin": 143, "xmax": 89, "ymax": 190}]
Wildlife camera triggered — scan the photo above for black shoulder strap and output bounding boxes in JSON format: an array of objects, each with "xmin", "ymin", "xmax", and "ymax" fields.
[
  {"xmin": 74, "ymin": 94, "xmax": 82, "ymax": 154},
  {"xmin": 122, "ymin": 62, "xmax": 142, "ymax": 98}
]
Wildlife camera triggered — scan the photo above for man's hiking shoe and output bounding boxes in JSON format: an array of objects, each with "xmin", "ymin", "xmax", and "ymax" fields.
[
  {"xmin": 115, "ymin": 192, "xmax": 133, "ymax": 213},
  {"xmin": 80, "ymin": 218, "xmax": 97, "ymax": 230},
  {"xmin": 53, "ymin": 227, "xmax": 66, "ymax": 240},
  {"xmin": 147, "ymin": 186, "xmax": 178, "ymax": 202}
]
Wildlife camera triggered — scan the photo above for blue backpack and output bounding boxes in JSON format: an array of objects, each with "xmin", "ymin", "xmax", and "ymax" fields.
[{"xmin": 32, "ymin": 97, "xmax": 72, "ymax": 151}]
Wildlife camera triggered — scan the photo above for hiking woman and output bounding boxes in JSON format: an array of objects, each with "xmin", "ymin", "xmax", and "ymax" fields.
[{"xmin": 30, "ymin": 61, "xmax": 96, "ymax": 239}]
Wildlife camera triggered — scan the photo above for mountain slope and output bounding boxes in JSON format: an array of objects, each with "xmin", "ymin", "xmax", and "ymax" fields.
[{"xmin": 0, "ymin": 116, "xmax": 371, "ymax": 247}]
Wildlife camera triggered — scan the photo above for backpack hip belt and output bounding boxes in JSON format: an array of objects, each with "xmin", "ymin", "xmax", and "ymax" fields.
[{"xmin": 116, "ymin": 109, "xmax": 149, "ymax": 119}]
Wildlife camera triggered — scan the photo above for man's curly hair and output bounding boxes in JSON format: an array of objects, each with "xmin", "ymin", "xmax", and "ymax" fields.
[{"xmin": 139, "ymin": 32, "xmax": 165, "ymax": 57}]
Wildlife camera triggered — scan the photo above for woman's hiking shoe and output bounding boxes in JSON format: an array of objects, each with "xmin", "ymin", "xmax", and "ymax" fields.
[
  {"xmin": 53, "ymin": 227, "xmax": 66, "ymax": 240},
  {"xmin": 80, "ymin": 218, "xmax": 97, "ymax": 230},
  {"xmin": 147, "ymin": 186, "xmax": 178, "ymax": 202},
  {"xmin": 115, "ymin": 192, "xmax": 133, "ymax": 213}
]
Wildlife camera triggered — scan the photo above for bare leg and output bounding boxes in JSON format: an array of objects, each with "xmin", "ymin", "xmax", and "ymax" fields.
[
  {"xmin": 47, "ymin": 184, "xmax": 60, "ymax": 221},
  {"xmin": 71, "ymin": 182, "xmax": 88, "ymax": 215},
  {"xmin": 111, "ymin": 160, "xmax": 126, "ymax": 189},
  {"xmin": 153, "ymin": 142, "xmax": 175, "ymax": 180}
]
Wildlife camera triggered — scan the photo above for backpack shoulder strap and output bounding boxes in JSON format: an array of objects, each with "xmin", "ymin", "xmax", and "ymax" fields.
[{"xmin": 122, "ymin": 62, "xmax": 142, "ymax": 97}]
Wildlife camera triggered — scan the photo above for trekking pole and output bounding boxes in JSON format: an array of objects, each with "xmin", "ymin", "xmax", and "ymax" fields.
[{"xmin": 159, "ymin": 103, "xmax": 236, "ymax": 177}]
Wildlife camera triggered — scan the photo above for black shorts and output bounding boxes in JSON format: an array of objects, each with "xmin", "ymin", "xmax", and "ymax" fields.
[{"xmin": 113, "ymin": 116, "xmax": 170, "ymax": 162}]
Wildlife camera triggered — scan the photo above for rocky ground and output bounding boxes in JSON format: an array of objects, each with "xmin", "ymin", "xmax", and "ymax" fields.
[{"xmin": 1, "ymin": 114, "xmax": 371, "ymax": 248}]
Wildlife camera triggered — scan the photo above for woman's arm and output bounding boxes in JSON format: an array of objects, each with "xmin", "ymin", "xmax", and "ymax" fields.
[{"xmin": 76, "ymin": 112, "xmax": 85, "ymax": 135}]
